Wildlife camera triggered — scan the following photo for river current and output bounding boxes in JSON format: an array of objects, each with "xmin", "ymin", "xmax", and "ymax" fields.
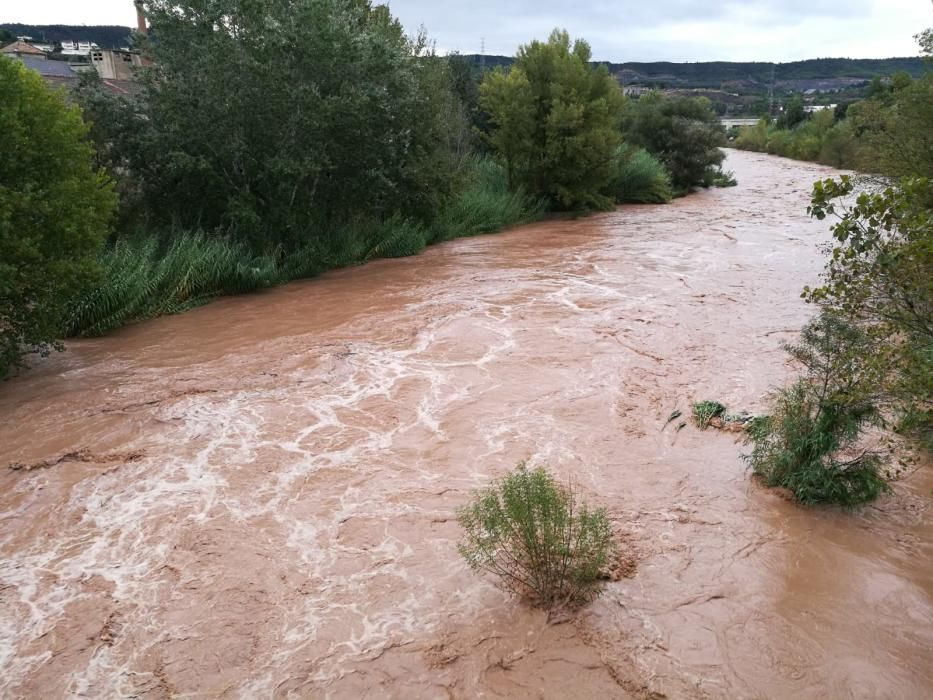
[{"xmin": 1, "ymin": 150, "xmax": 931, "ymax": 698}]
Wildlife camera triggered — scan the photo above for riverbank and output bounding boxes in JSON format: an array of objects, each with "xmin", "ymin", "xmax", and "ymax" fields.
[{"xmin": 1, "ymin": 150, "xmax": 931, "ymax": 698}]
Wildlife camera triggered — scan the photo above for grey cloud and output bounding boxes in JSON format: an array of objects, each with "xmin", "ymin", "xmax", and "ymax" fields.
[{"xmin": 387, "ymin": 0, "xmax": 904, "ymax": 61}]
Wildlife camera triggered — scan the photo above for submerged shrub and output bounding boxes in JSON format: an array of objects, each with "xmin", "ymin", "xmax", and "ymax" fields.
[
  {"xmin": 609, "ymin": 145, "xmax": 673, "ymax": 204},
  {"xmin": 744, "ymin": 382, "xmax": 887, "ymax": 506},
  {"xmin": 692, "ymin": 401, "xmax": 726, "ymax": 429},
  {"xmin": 701, "ymin": 167, "xmax": 738, "ymax": 188},
  {"xmin": 743, "ymin": 312, "xmax": 889, "ymax": 507},
  {"xmin": 457, "ymin": 463, "xmax": 616, "ymax": 609}
]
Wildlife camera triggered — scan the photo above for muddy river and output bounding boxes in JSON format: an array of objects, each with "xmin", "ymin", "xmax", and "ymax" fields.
[{"xmin": 1, "ymin": 150, "xmax": 931, "ymax": 698}]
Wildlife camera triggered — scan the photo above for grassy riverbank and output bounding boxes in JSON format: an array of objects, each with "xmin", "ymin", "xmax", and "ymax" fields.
[{"xmin": 65, "ymin": 156, "xmax": 545, "ymax": 337}]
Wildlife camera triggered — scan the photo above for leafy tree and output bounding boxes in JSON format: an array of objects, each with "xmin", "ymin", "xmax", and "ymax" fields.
[
  {"xmin": 622, "ymin": 93, "xmax": 726, "ymax": 192},
  {"xmin": 81, "ymin": 0, "xmax": 464, "ymax": 251},
  {"xmin": 852, "ymin": 75, "xmax": 933, "ymax": 179},
  {"xmin": 480, "ymin": 29, "xmax": 625, "ymax": 210},
  {"xmin": 807, "ymin": 176, "xmax": 932, "ymax": 444},
  {"xmin": 447, "ymin": 53, "xmax": 491, "ymax": 144},
  {"xmin": 866, "ymin": 76, "xmax": 888, "ymax": 101},
  {"xmin": 0, "ymin": 28, "xmax": 14, "ymax": 45},
  {"xmin": 0, "ymin": 58, "xmax": 116, "ymax": 378},
  {"xmin": 917, "ymin": 27, "xmax": 932, "ymax": 59},
  {"xmin": 777, "ymin": 95, "xmax": 807, "ymax": 129}
]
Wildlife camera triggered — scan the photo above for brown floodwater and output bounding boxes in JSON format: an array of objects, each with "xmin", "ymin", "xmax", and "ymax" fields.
[{"xmin": 1, "ymin": 150, "xmax": 931, "ymax": 699}]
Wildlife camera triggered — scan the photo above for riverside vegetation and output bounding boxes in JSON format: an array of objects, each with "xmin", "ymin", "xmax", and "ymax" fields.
[
  {"xmin": 1, "ymin": 2, "xmax": 731, "ymax": 380},
  {"xmin": 733, "ymin": 35, "xmax": 932, "ymax": 177},
  {"xmin": 738, "ymin": 29, "xmax": 932, "ymax": 505}
]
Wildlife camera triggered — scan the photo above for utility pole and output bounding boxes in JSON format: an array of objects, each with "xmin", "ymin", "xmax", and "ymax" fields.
[
  {"xmin": 480, "ymin": 37, "xmax": 485, "ymax": 71},
  {"xmin": 768, "ymin": 63, "xmax": 775, "ymax": 119}
]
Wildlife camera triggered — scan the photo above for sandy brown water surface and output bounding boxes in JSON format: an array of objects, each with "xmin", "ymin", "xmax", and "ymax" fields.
[{"xmin": 1, "ymin": 150, "xmax": 931, "ymax": 698}]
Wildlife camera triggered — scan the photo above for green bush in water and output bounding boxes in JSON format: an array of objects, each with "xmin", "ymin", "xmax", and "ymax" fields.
[
  {"xmin": 458, "ymin": 463, "xmax": 616, "ymax": 609},
  {"xmin": 743, "ymin": 312, "xmax": 889, "ymax": 507},
  {"xmin": 609, "ymin": 145, "xmax": 673, "ymax": 204},
  {"xmin": 701, "ymin": 167, "xmax": 738, "ymax": 188},
  {"xmin": 692, "ymin": 400, "xmax": 726, "ymax": 429}
]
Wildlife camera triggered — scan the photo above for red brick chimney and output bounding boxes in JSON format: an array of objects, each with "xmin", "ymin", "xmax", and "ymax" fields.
[{"xmin": 134, "ymin": 1, "xmax": 147, "ymax": 35}]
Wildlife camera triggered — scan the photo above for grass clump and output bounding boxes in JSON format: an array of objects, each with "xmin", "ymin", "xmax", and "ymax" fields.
[
  {"xmin": 609, "ymin": 145, "xmax": 673, "ymax": 204},
  {"xmin": 431, "ymin": 155, "xmax": 545, "ymax": 243},
  {"xmin": 63, "ymin": 156, "xmax": 546, "ymax": 337},
  {"xmin": 457, "ymin": 463, "xmax": 616, "ymax": 609},
  {"xmin": 66, "ymin": 233, "xmax": 280, "ymax": 336},
  {"xmin": 743, "ymin": 312, "xmax": 889, "ymax": 507},
  {"xmin": 692, "ymin": 401, "xmax": 726, "ymax": 429},
  {"xmin": 702, "ymin": 167, "xmax": 738, "ymax": 188}
]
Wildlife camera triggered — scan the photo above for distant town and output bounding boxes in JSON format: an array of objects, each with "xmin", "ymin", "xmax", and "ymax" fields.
[{"xmin": 0, "ymin": 13, "xmax": 149, "ymax": 94}]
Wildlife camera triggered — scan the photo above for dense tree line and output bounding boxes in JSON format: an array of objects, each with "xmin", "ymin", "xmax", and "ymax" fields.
[
  {"xmin": 1, "ymin": 1, "xmax": 731, "ymax": 379},
  {"xmin": 479, "ymin": 30, "xmax": 729, "ymax": 210},
  {"xmin": 734, "ymin": 70, "xmax": 933, "ymax": 172}
]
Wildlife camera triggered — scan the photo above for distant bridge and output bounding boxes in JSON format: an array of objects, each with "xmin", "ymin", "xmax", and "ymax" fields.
[{"xmin": 720, "ymin": 118, "xmax": 761, "ymax": 128}]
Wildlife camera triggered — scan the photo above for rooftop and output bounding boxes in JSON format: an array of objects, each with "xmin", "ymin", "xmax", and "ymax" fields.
[
  {"xmin": 1, "ymin": 40, "xmax": 46, "ymax": 56},
  {"xmin": 13, "ymin": 56, "xmax": 78, "ymax": 78}
]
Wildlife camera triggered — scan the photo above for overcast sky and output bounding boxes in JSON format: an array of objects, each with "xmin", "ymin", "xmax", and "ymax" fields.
[{"xmin": 4, "ymin": 0, "xmax": 931, "ymax": 62}]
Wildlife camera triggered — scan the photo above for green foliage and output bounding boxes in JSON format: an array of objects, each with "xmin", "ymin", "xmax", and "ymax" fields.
[
  {"xmin": 457, "ymin": 463, "xmax": 616, "ymax": 609},
  {"xmin": 608, "ymin": 145, "xmax": 673, "ymax": 204},
  {"xmin": 480, "ymin": 29, "xmax": 625, "ymax": 211},
  {"xmin": 78, "ymin": 0, "xmax": 465, "ymax": 251},
  {"xmin": 734, "ymin": 110, "xmax": 866, "ymax": 168},
  {"xmin": 918, "ymin": 28, "xmax": 933, "ymax": 59},
  {"xmin": 807, "ymin": 176, "xmax": 932, "ymax": 444},
  {"xmin": 777, "ymin": 95, "xmax": 806, "ymax": 130},
  {"xmin": 735, "ymin": 62, "xmax": 933, "ymax": 176},
  {"xmin": 692, "ymin": 401, "xmax": 726, "ymax": 430},
  {"xmin": 622, "ymin": 93, "xmax": 726, "ymax": 192},
  {"xmin": 744, "ymin": 312, "xmax": 889, "ymax": 507},
  {"xmin": 65, "ymin": 156, "xmax": 543, "ymax": 334},
  {"xmin": 850, "ymin": 74, "xmax": 933, "ymax": 179},
  {"xmin": 0, "ymin": 57, "xmax": 116, "ymax": 378},
  {"xmin": 446, "ymin": 53, "xmax": 491, "ymax": 144},
  {"xmin": 702, "ymin": 167, "xmax": 738, "ymax": 188},
  {"xmin": 431, "ymin": 155, "xmax": 545, "ymax": 242},
  {"xmin": 65, "ymin": 233, "xmax": 279, "ymax": 337}
]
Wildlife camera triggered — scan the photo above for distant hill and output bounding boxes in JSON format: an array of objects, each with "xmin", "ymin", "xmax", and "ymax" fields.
[
  {"xmin": 0, "ymin": 24, "xmax": 134, "ymax": 49},
  {"xmin": 465, "ymin": 55, "xmax": 928, "ymax": 89},
  {"xmin": 3, "ymin": 25, "xmax": 924, "ymax": 87}
]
